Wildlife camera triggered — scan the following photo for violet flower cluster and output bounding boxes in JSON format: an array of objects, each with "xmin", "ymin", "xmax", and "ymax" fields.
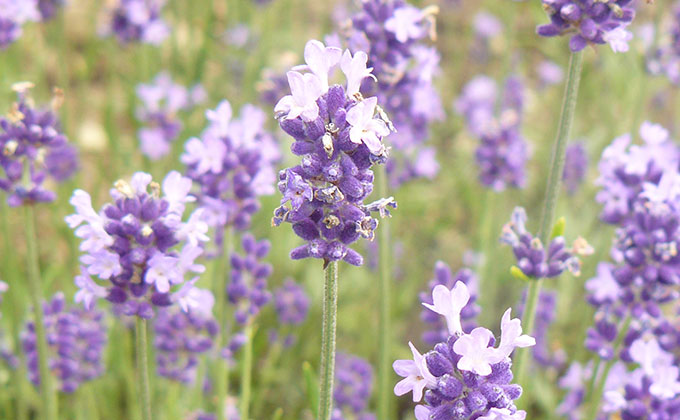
[
  {"xmin": 154, "ymin": 302, "xmax": 218, "ymax": 385},
  {"xmin": 454, "ymin": 75, "xmax": 528, "ymax": 191},
  {"xmin": 105, "ymin": 0, "xmax": 169, "ymax": 45},
  {"xmin": 646, "ymin": 2, "xmax": 680, "ymax": 85},
  {"xmin": 500, "ymin": 207, "xmax": 591, "ymax": 279},
  {"xmin": 137, "ymin": 72, "xmax": 206, "ymax": 160},
  {"xmin": 559, "ymin": 122, "xmax": 680, "ymax": 418},
  {"xmin": 339, "ymin": 0, "xmax": 444, "ymax": 187},
  {"xmin": 0, "ymin": 0, "xmax": 40, "ymax": 49},
  {"xmin": 419, "ymin": 260, "xmax": 480, "ymax": 346},
  {"xmin": 273, "ymin": 278, "xmax": 310, "ymax": 326},
  {"xmin": 227, "ymin": 234, "xmax": 272, "ymax": 325},
  {"xmin": 67, "ymin": 171, "xmax": 213, "ymax": 319},
  {"xmin": 536, "ymin": 0, "xmax": 635, "ymax": 52},
  {"xmin": 563, "ymin": 142, "xmax": 588, "ymax": 195},
  {"xmin": 332, "ymin": 352, "xmax": 376, "ymax": 420},
  {"xmin": 37, "ymin": 0, "xmax": 65, "ymax": 21},
  {"xmin": 395, "ymin": 281, "xmax": 534, "ymax": 420},
  {"xmin": 272, "ymin": 39, "xmax": 396, "ymax": 267},
  {"xmin": 21, "ymin": 293, "xmax": 107, "ymax": 393},
  {"xmin": 517, "ymin": 289, "xmax": 565, "ymax": 369},
  {"xmin": 0, "ymin": 83, "xmax": 78, "ymax": 206},
  {"xmin": 181, "ymin": 100, "xmax": 279, "ymax": 238}
]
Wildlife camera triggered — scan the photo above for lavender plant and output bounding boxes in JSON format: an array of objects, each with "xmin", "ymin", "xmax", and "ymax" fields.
[
  {"xmin": 22, "ymin": 293, "xmax": 107, "ymax": 393},
  {"xmin": 0, "ymin": 0, "xmax": 39, "ymax": 49},
  {"xmin": 272, "ymin": 38, "xmax": 394, "ymax": 420},
  {"xmin": 104, "ymin": 0, "xmax": 169, "ymax": 45},
  {"xmin": 0, "ymin": 84, "xmax": 77, "ymax": 207},
  {"xmin": 136, "ymin": 72, "xmax": 206, "ymax": 160},
  {"xmin": 394, "ymin": 280, "xmax": 533, "ymax": 420}
]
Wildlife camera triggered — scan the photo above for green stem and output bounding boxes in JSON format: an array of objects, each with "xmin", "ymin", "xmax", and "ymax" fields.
[
  {"xmin": 239, "ymin": 324, "xmax": 255, "ymax": 420},
  {"xmin": 586, "ymin": 316, "xmax": 632, "ymax": 420},
  {"xmin": 377, "ymin": 165, "xmax": 392, "ymax": 420},
  {"xmin": 215, "ymin": 226, "xmax": 234, "ymax": 420},
  {"xmin": 318, "ymin": 261, "xmax": 338, "ymax": 420},
  {"xmin": 135, "ymin": 318, "xmax": 153, "ymax": 420},
  {"xmin": 515, "ymin": 50, "xmax": 584, "ymax": 394},
  {"xmin": 24, "ymin": 205, "xmax": 58, "ymax": 420}
]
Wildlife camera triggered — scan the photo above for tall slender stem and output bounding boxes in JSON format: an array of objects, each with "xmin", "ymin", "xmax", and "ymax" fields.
[
  {"xmin": 23, "ymin": 205, "xmax": 58, "ymax": 420},
  {"xmin": 318, "ymin": 261, "xmax": 338, "ymax": 420},
  {"xmin": 515, "ymin": 50, "xmax": 584, "ymax": 393},
  {"xmin": 377, "ymin": 165, "xmax": 392, "ymax": 420},
  {"xmin": 239, "ymin": 323, "xmax": 255, "ymax": 420},
  {"xmin": 586, "ymin": 316, "xmax": 632, "ymax": 420},
  {"xmin": 215, "ymin": 226, "xmax": 234, "ymax": 420},
  {"xmin": 135, "ymin": 318, "xmax": 153, "ymax": 420}
]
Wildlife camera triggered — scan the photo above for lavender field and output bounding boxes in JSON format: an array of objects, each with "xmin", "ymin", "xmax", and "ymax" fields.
[{"xmin": 0, "ymin": 0, "xmax": 679, "ymax": 419}]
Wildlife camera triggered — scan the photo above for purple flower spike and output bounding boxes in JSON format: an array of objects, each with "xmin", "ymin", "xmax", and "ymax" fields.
[
  {"xmin": 154, "ymin": 305, "xmax": 218, "ymax": 384},
  {"xmin": 419, "ymin": 260, "xmax": 480, "ymax": 345},
  {"xmin": 395, "ymin": 281, "xmax": 532, "ymax": 419},
  {"xmin": 537, "ymin": 0, "xmax": 635, "ymax": 53},
  {"xmin": 339, "ymin": 0, "xmax": 443, "ymax": 187},
  {"xmin": 274, "ymin": 278, "xmax": 310, "ymax": 325},
  {"xmin": 0, "ymin": 83, "xmax": 78, "ymax": 206},
  {"xmin": 67, "ymin": 171, "xmax": 212, "ymax": 318},
  {"xmin": 500, "ymin": 207, "xmax": 592, "ymax": 279},
  {"xmin": 227, "ymin": 234, "xmax": 272, "ymax": 325},
  {"xmin": 563, "ymin": 142, "xmax": 588, "ymax": 194},
  {"xmin": 37, "ymin": 0, "xmax": 66, "ymax": 21},
  {"xmin": 22, "ymin": 293, "xmax": 107, "ymax": 393},
  {"xmin": 182, "ymin": 101, "xmax": 280, "ymax": 240},
  {"xmin": 455, "ymin": 76, "xmax": 528, "ymax": 191},
  {"xmin": 136, "ymin": 72, "xmax": 205, "ymax": 160},
  {"xmin": 0, "ymin": 1, "xmax": 39, "ymax": 49},
  {"xmin": 105, "ymin": 0, "xmax": 170, "ymax": 45},
  {"xmin": 272, "ymin": 39, "xmax": 396, "ymax": 267},
  {"xmin": 334, "ymin": 353, "xmax": 376, "ymax": 419}
]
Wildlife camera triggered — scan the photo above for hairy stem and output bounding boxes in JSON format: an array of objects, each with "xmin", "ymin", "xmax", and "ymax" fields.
[
  {"xmin": 318, "ymin": 261, "xmax": 338, "ymax": 420},
  {"xmin": 515, "ymin": 50, "xmax": 584, "ymax": 393},
  {"xmin": 135, "ymin": 318, "xmax": 153, "ymax": 420}
]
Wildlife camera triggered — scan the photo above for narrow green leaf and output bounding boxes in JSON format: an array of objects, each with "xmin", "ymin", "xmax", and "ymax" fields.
[
  {"xmin": 551, "ymin": 217, "xmax": 566, "ymax": 239},
  {"xmin": 302, "ymin": 361, "xmax": 319, "ymax": 418},
  {"xmin": 510, "ymin": 266, "xmax": 531, "ymax": 282}
]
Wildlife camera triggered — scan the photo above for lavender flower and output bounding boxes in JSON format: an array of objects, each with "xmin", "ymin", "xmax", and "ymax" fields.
[
  {"xmin": 536, "ymin": 0, "xmax": 636, "ymax": 52},
  {"xmin": 272, "ymin": 40, "xmax": 396, "ymax": 267},
  {"xmin": 334, "ymin": 353, "xmax": 375, "ymax": 418},
  {"xmin": 0, "ymin": 0, "xmax": 39, "ymax": 49},
  {"xmin": 601, "ymin": 337, "xmax": 680, "ymax": 418},
  {"xmin": 154, "ymin": 304, "xmax": 218, "ymax": 384},
  {"xmin": 646, "ymin": 2, "xmax": 680, "ymax": 85},
  {"xmin": 37, "ymin": 0, "xmax": 65, "ymax": 21},
  {"xmin": 227, "ymin": 234, "xmax": 272, "ymax": 325},
  {"xmin": 21, "ymin": 293, "xmax": 107, "ymax": 393},
  {"xmin": 419, "ymin": 261, "xmax": 480, "ymax": 345},
  {"xmin": 339, "ymin": 0, "xmax": 443, "ymax": 186},
  {"xmin": 562, "ymin": 142, "xmax": 588, "ymax": 194},
  {"xmin": 500, "ymin": 207, "xmax": 591, "ymax": 279},
  {"xmin": 0, "ymin": 83, "xmax": 78, "ymax": 206},
  {"xmin": 182, "ymin": 101, "xmax": 279, "ymax": 240},
  {"xmin": 274, "ymin": 278, "xmax": 310, "ymax": 325},
  {"xmin": 137, "ymin": 72, "xmax": 206, "ymax": 160},
  {"xmin": 395, "ymin": 281, "xmax": 533, "ymax": 420},
  {"xmin": 106, "ymin": 0, "xmax": 169, "ymax": 45},
  {"xmin": 596, "ymin": 121, "xmax": 677, "ymax": 224},
  {"xmin": 66, "ymin": 171, "xmax": 212, "ymax": 319},
  {"xmin": 537, "ymin": 60, "xmax": 564, "ymax": 87},
  {"xmin": 455, "ymin": 76, "xmax": 529, "ymax": 191}
]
